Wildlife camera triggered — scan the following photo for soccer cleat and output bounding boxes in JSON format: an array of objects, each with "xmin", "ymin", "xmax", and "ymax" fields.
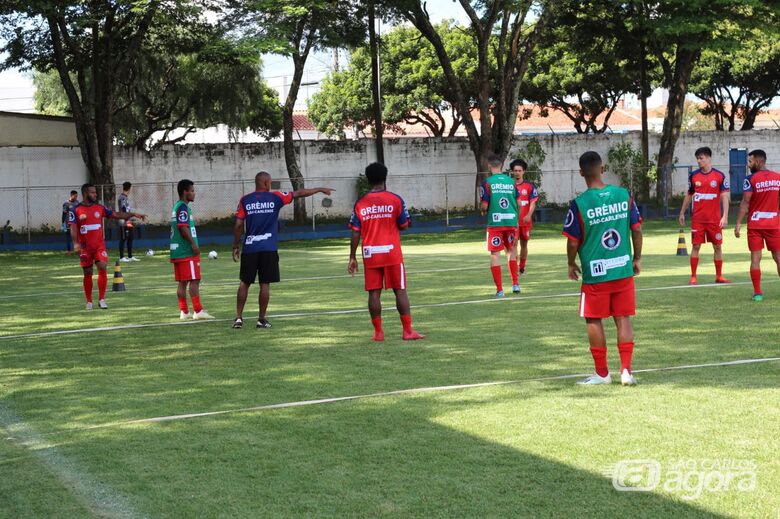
[
  {"xmin": 688, "ymin": 276, "xmax": 698, "ymax": 285},
  {"xmin": 192, "ymin": 310, "xmax": 215, "ymax": 320},
  {"xmin": 129, "ymin": 256, "xmax": 140, "ymax": 262},
  {"xmin": 256, "ymin": 319, "xmax": 272, "ymax": 329},
  {"xmin": 402, "ymin": 330, "xmax": 425, "ymax": 340},
  {"xmin": 495, "ymin": 290, "xmax": 505, "ymax": 298},
  {"xmin": 232, "ymin": 318, "xmax": 243, "ymax": 329},
  {"xmin": 752, "ymin": 293, "xmax": 764, "ymax": 302},
  {"xmin": 85, "ymin": 302, "xmax": 93, "ymax": 311},
  {"xmin": 119, "ymin": 257, "xmax": 130, "ymax": 262},
  {"xmin": 577, "ymin": 373, "xmax": 612, "ymax": 385},
  {"xmin": 512, "ymin": 284, "xmax": 521, "ymax": 294},
  {"xmin": 620, "ymin": 369, "xmax": 637, "ymax": 386},
  {"xmin": 180, "ymin": 311, "xmax": 190, "ymax": 320},
  {"xmin": 715, "ymin": 276, "xmax": 732, "ymax": 284},
  {"xmin": 372, "ymin": 330, "xmax": 384, "ymax": 342},
  {"xmin": 98, "ymin": 299, "xmax": 108, "ymax": 310}
]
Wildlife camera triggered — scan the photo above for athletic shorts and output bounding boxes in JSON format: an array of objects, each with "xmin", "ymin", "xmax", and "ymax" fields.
[
  {"xmin": 172, "ymin": 256, "xmax": 201, "ymax": 282},
  {"xmin": 487, "ymin": 228, "xmax": 517, "ymax": 252},
  {"xmin": 691, "ymin": 222, "xmax": 723, "ymax": 245},
  {"xmin": 240, "ymin": 251, "xmax": 280, "ymax": 284},
  {"xmin": 518, "ymin": 224, "xmax": 532, "ymax": 242},
  {"xmin": 579, "ymin": 277, "xmax": 635, "ymax": 319},
  {"xmin": 79, "ymin": 247, "xmax": 108, "ymax": 268},
  {"xmin": 364, "ymin": 263, "xmax": 406, "ymax": 291},
  {"xmin": 747, "ymin": 228, "xmax": 780, "ymax": 252}
]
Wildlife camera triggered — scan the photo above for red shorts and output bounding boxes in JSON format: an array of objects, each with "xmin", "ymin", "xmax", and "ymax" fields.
[
  {"xmin": 518, "ymin": 224, "xmax": 532, "ymax": 242},
  {"xmin": 747, "ymin": 228, "xmax": 780, "ymax": 252},
  {"xmin": 579, "ymin": 277, "xmax": 635, "ymax": 319},
  {"xmin": 79, "ymin": 247, "xmax": 108, "ymax": 268},
  {"xmin": 364, "ymin": 263, "xmax": 406, "ymax": 291},
  {"xmin": 487, "ymin": 228, "xmax": 517, "ymax": 252},
  {"xmin": 172, "ymin": 256, "xmax": 201, "ymax": 281},
  {"xmin": 691, "ymin": 222, "xmax": 723, "ymax": 245}
]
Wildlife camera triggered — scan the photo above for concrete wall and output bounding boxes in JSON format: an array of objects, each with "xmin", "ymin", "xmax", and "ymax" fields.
[
  {"xmin": 2, "ymin": 129, "xmax": 779, "ymax": 230},
  {"xmin": 0, "ymin": 112, "xmax": 80, "ymax": 147}
]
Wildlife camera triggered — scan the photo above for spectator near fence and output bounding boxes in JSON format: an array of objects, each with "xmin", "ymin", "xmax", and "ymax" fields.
[
  {"xmin": 61, "ymin": 190, "xmax": 78, "ymax": 254},
  {"xmin": 118, "ymin": 182, "xmax": 139, "ymax": 262}
]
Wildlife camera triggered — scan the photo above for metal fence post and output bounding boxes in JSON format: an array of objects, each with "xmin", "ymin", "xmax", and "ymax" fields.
[
  {"xmin": 311, "ymin": 195, "xmax": 316, "ymax": 232},
  {"xmin": 26, "ymin": 187, "xmax": 31, "ymax": 244},
  {"xmin": 444, "ymin": 174, "xmax": 449, "ymax": 227}
]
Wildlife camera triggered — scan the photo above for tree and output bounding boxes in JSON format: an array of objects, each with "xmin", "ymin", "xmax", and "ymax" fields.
[
  {"xmin": 229, "ymin": 0, "xmax": 365, "ymax": 223},
  {"xmin": 691, "ymin": 28, "xmax": 780, "ymax": 131}
]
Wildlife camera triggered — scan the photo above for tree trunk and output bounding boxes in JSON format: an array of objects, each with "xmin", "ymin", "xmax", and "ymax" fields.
[
  {"xmin": 282, "ymin": 104, "xmax": 307, "ymax": 223},
  {"xmin": 656, "ymin": 48, "xmax": 699, "ymax": 203},
  {"xmin": 368, "ymin": 0, "xmax": 384, "ymax": 164}
]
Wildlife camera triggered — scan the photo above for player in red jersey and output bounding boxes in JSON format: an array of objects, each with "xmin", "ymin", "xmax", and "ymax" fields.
[
  {"xmin": 348, "ymin": 162, "xmax": 424, "ymax": 341},
  {"xmin": 510, "ymin": 158, "xmax": 539, "ymax": 275},
  {"xmin": 68, "ymin": 183, "xmax": 146, "ymax": 310},
  {"xmin": 678, "ymin": 146, "xmax": 731, "ymax": 284},
  {"xmin": 734, "ymin": 149, "xmax": 780, "ymax": 301}
]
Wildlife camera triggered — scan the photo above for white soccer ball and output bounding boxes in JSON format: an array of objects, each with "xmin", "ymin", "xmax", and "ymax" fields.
[
  {"xmin": 208, "ymin": 250, "xmax": 218, "ymax": 260},
  {"xmin": 146, "ymin": 249, "xmax": 154, "ymax": 257}
]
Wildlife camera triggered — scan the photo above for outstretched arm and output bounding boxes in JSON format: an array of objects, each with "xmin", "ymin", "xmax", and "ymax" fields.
[
  {"xmin": 110, "ymin": 210, "xmax": 146, "ymax": 221},
  {"xmin": 293, "ymin": 187, "xmax": 334, "ymax": 198}
]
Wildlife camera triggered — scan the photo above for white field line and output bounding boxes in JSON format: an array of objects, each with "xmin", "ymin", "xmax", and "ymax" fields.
[
  {"xmin": 44, "ymin": 356, "xmax": 780, "ymax": 433},
  {"xmin": 0, "ymin": 403, "xmax": 146, "ymax": 518},
  {"xmin": 0, "ymin": 280, "xmax": 756, "ymax": 341}
]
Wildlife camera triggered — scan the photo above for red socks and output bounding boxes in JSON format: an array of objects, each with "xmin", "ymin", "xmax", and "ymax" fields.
[
  {"xmin": 371, "ymin": 316, "xmax": 384, "ymax": 341},
  {"xmin": 508, "ymin": 260, "xmax": 518, "ymax": 285},
  {"xmin": 690, "ymin": 256, "xmax": 699, "ymax": 277},
  {"xmin": 750, "ymin": 268, "xmax": 762, "ymax": 294},
  {"xmin": 519, "ymin": 257, "xmax": 527, "ymax": 271},
  {"xmin": 97, "ymin": 270, "xmax": 107, "ymax": 300},
  {"xmin": 490, "ymin": 265, "xmax": 503, "ymax": 291},
  {"xmin": 618, "ymin": 342, "xmax": 634, "ymax": 373},
  {"xmin": 178, "ymin": 298, "xmax": 189, "ymax": 313},
  {"xmin": 191, "ymin": 296, "xmax": 203, "ymax": 313},
  {"xmin": 590, "ymin": 346, "xmax": 609, "ymax": 377},
  {"xmin": 83, "ymin": 274, "xmax": 93, "ymax": 303},
  {"xmin": 714, "ymin": 259, "xmax": 723, "ymax": 278},
  {"xmin": 400, "ymin": 314, "xmax": 413, "ymax": 333}
]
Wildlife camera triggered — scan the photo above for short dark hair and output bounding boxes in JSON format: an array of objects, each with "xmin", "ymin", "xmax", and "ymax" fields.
[
  {"xmin": 365, "ymin": 162, "xmax": 388, "ymax": 186},
  {"xmin": 695, "ymin": 146, "xmax": 712, "ymax": 158},
  {"xmin": 487, "ymin": 153, "xmax": 503, "ymax": 168},
  {"xmin": 122, "ymin": 181, "xmax": 132, "ymax": 191},
  {"xmin": 81, "ymin": 183, "xmax": 95, "ymax": 195},
  {"xmin": 748, "ymin": 149, "xmax": 767, "ymax": 161},
  {"xmin": 70, "ymin": 190, "xmax": 78, "ymax": 196},
  {"xmin": 579, "ymin": 151, "xmax": 602, "ymax": 173},
  {"xmin": 509, "ymin": 159, "xmax": 528, "ymax": 171},
  {"xmin": 177, "ymin": 179, "xmax": 194, "ymax": 196}
]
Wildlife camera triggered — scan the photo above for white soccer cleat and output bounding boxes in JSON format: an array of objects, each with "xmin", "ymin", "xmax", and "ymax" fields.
[
  {"xmin": 130, "ymin": 256, "xmax": 140, "ymax": 262},
  {"xmin": 192, "ymin": 310, "xmax": 215, "ymax": 320},
  {"xmin": 577, "ymin": 373, "xmax": 612, "ymax": 385},
  {"xmin": 621, "ymin": 369, "xmax": 637, "ymax": 386},
  {"xmin": 120, "ymin": 257, "xmax": 130, "ymax": 262},
  {"xmin": 180, "ymin": 311, "xmax": 191, "ymax": 320},
  {"xmin": 98, "ymin": 299, "xmax": 108, "ymax": 309},
  {"xmin": 85, "ymin": 302, "xmax": 93, "ymax": 311}
]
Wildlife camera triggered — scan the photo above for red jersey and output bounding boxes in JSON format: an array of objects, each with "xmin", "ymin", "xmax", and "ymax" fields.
[
  {"xmin": 69, "ymin": 203, "xmax": 112, "ymax": 249},
  {"xmin": 515, "ymin": 180, "xmax": 539, "ymax": 224},
  {"xmin": 349, "ymin": 191, "xmax": 410, "ymax": 268},
  {"xmin": 744, "ymin": 170, "xmax": 780, "ymax": 229},
  {"xmin": 688, "ymin": 168, "xmax": 729, "ymax": 224}
]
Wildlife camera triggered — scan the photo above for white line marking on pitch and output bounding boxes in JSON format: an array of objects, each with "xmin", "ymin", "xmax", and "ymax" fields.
[
  {"xmin": 48, "ymin": 356, "xmax": 780, "ymax": 432},
  {"xmin": 0, "ymin": 280, "xmax": 755, "ymax": 341}
]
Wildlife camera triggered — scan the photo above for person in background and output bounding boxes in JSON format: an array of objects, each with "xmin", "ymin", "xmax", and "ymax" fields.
[
  {"xmin": 118, "ymin": 181, "xmax": 139, "ymax": 262},
  {"xmin": 62, "ymin": 190, "xmax": 78, "ymax": 254}
]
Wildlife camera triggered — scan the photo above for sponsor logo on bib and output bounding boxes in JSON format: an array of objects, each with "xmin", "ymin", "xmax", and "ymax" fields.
[{"xmin": 601, "ymin": 229, "xmax": 621, "ymax": 250}]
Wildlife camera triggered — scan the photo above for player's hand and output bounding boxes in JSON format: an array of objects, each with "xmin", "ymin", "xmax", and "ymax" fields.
[
  {"xmin": 135, "ymin": 213, "xmax": 147, "ymax": 222},
  {"xmin": 678, "ymin": 213, "xmax": 685, "ymax": 227},
  {"xmin": 522, "ymin": 214, "xmax": 532, "ymax": 224},
  {"xmin": 719, "ymin": 216, "xmax": 728, "ymax": 229},
  {"xmin": 73, "ymin": 243, "xmax": 81, "ymax": 255},
  {"xmin": 568, "ymin": 263, "xmax": 581, "ymax": 281},
  {"xmin": 320, "ymin": 188, "xmax": 335, "ymax": 196},
  {"xmin": 347, "ymin": 257, "xmax": 358, "ymax": 276},
  {"xmin": 633, "ymin": 258, "xmax": 641, "ymax": 276},
  {"xmin": 232, "ymin": 247, "xmax": 240, "ymax": 262},
  {"xmin": 734, "ymin": 225, "xmax": 741, "ymax": 238}
]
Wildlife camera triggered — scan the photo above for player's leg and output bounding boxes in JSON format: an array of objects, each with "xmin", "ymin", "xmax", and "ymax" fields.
[
  {"xmin": 188, "ymin": 258, "xmax": 212, "ymax": 319},
  {"xmin": 65, "ymin": 229, "xmax": 72, "ymax": 254},
  {"xmin": 772, "ymin": 250, "xmax": 780, "ymax": 277},
  {"xmin": 508, "ymin": 232, "xmax": 519, "ymax": 292},
  {"xmin": 614, "ymin": 316, "xmax": 636, "ymax": 385},
  {"xmin": 235, "ymin": 252, "xmax": 257, "ymax": 327},
  {"xmin": 127, "ymin": 227, "xmax": 135, "ymax": 260},
  {"xmin": 234, "ymin": 281, "xmax": 250, "ymax": 327},
  {"xmin": 177, "ymin": 280, "xmax": 190, "ymax": 317},
  {"xmin": 82, "ymin": 265, "xmax": 94, "ymax": 308},
  {"xmin": 119, "ymin": 228, "xmax": 126, "ymax": 260},
  {"xmin": 519, "ymin": 235, "xmax": 529, "ymax": 274},
  {"xmin": 95, "ymin": 260, "xmax": 108, "ymax": 308},
  {"xmin": 750, "ymin": 249, "xmax": 763, "ymax": 300},
  {"xmin": 712, "ymin": 237, "xmax": 730, "ymax": 283},
  {"xmin": 255, "ymin": 252, "xmax": 279, "ymax": 328},
  {"xmin": 256, "ymin": 283, "xmax": 271, "ymax": 328},
  {"xmin": 487, "ymin": 231, "xmax": 505, "ymax": 296},
  {"xmin": 368, "ymin": 288, "xmax": 384, "ymax": 341},
  {"xmin": 689, "ymin": 242, "xmax": 702, "ymax": 284},
  {"xmin": 581, "ymin": 317, "xmax": 610, "ymax": 383},
  {"xmin": 389, "ymin": 264, "xmax": 423, "ymax": 340}
]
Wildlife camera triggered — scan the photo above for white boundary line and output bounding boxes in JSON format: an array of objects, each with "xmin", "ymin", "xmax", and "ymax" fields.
[
  {"xmin": 46, "ymin": 356, "xmax": 780, "ymax": 433},
  {"xmin": 0, "ymin": 281, "xmax": 755, "ymax": 341}
]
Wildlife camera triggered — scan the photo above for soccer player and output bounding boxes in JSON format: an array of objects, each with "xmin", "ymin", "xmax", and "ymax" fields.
[
  {"xmin": 69, "ymin": 183, "xmax": 146, "ymax": 310},
  {"xmin": 510, "ymin": 158, "xmax": 539, "ymax": 275},
  {"xmin": 734, "ymin": 149, "xmax": 780, "ymax": 302},
  {"xmin": 118, "ymin": 181, "xmax": 139, "ymax": 262},
  {"xmin": 347, "ymin": 162, "xmax": 424, "ymax": 341},
  {"xmin": 481, "ymin": 153, "xmax": 522, "ymax": 296},
  {"xmin": 678, "ymin": 146, "xmax": 731, "ymax": 284},
  {"xmin": 232, "ymin": 171, "xmax": 334, "ymax": 329},
  {"xmin": 563, "ymin": 151, "xmax": 642, "ymax": 386},
  {"xmin": 62, "ymin": 190, "xmax": 78, "ymax": 254},
  {"xmin": 171, "ymin": 179, "xmax": 213, "ymax": 320}
]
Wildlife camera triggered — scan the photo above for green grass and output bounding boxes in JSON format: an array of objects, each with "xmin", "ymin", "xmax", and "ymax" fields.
[{"xmin": 1, "ymin": 221, "xmax": 779, "ymax": 518}]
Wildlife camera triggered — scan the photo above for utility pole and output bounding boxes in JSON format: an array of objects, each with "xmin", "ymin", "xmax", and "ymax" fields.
[{"xmin": 368, "ymin": 0, "xmax": 384, "ymax": 164}]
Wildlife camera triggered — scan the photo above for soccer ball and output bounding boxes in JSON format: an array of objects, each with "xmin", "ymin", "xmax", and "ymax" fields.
[
  {"xmin": 146, "ymin": 249, "xmax": 154, "ymax": 257},
  {"xmin": 208, "ymin": 250, "xmax": 218, "ymax": 260}
]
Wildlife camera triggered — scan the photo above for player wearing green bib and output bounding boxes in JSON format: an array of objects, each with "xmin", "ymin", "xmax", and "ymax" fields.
[
  {"xmin": 480, "ymin": 154, "xmax": 522, "ymax": 297},
  {"xmin": 170, "ymin": 179, "xmax": 214, "ymax": 321},
  {"xmin": 563, "ymin": 152, "xmax": 642, "ymax": 386}
]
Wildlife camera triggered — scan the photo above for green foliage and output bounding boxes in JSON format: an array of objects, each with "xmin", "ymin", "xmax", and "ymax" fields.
[
  {"xmin": 511, "ymin": 137, "xmax": 547, "ymax": 204},
  {"xmin": 355, "ymin": 174, "xmax": 371, "ymax": 200},
  {"xmin": 606, "ymin": 141, "xmax": 656, "ymax": 199},
  {"xmin": 32, "ymin": 70, "xmax": 72, "ymax": 116}
]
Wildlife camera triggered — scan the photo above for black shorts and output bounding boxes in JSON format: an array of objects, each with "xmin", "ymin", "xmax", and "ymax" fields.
[{"xmin": 240, "ymin": 251, "xmax": 280, "ymax": 284}]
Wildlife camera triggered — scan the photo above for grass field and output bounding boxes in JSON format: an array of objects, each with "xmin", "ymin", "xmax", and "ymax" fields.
[{"xmin": 1, "ymin": 221, "xmax": 778, "ymax": 518}]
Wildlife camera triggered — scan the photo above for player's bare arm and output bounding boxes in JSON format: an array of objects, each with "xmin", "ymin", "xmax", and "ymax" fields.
[
  {"xmin": 678, "ymin": 193, "xmax": 692, "ymax": 226},
  {"xmin": 524, "ymin": 199, "xmax": 537, "ymax": 224},
  {"xmin": 719, "ymin": 191, "xmax": 730, "ymax": 228},
  {"xmin": 347, "ymin": 230, "xmax": 361, "ymax": 275},
  {"xmin": 232, "ymin": 216, "xmax": 244, "ymax": 262},
  {"xmin": 734, "ymin": 192, "xmax": 752, "ymax": 238},
  {"xmin": 632, "ymin": 227, "xmax": 643, "ymax": 275},
  {"xmin": 70, "ymin": 224, "xmax": 80, "ymax": 254},
  {"xmin": 179, "ymin": 225, "xmax": 199, "ymax": 256},
  {"xmin": 480, "ymin": 200, "xmax": 488, "ymax": 216},
  {"xmin": 566, "ymin": 238, "xmax": 581, "ymax": 281},
  {"xmin": 110, "ymin": 211, "xmax": 147, "ymax": 222},
  {"xmin": 293, "ymin": 187, "xmax": 335, "ymax": 198}
]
